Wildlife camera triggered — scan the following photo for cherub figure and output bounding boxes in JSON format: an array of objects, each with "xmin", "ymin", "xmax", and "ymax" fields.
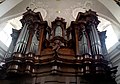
[{"xmin": 52, "ymin": 40, "xmax": 61, "ymax": 52}]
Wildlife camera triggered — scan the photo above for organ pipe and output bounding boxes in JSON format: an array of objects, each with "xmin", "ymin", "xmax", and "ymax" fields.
[
  {"xmin": 80, "ymin": 29, "xmax": 91, "ymax": 55},
  {"xmin": 29, "ymin": 32, "xmax": 38, "ymax": 53},
  {"xmin": 88, "ymin": 22, "xmax": 102, "ymax": 55},
  {"xmin": 13, "ymin": 23, "xmax": 29, "ymax": 53},
  {"xmin": 25, "ymin": 24, "xmax": 36, "ymax": 53}
]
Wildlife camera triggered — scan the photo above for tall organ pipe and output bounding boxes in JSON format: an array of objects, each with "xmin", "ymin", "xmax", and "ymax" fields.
[
  {"xmin": 79, "ymin": 28, "xmax": 91, "ymax": 55},
  {"xmin": 89, "ymin": 23, "xmax": 102, "ymax": 55},
  {"xmin": 26, "ymin": 23, "xmax": 39, "ymax": 53},
  {"xmin": 89, "ymin": 24, "xmax": 95, "ymax": 55},
  {"xmin": 22, "ymin": 29, "xmax": 29, "ymax": 53},
  {"xmin": 93, "ymin": 24, "xmax": 102, "ymax": 54},
  {"xmin": 83, "ymin": 29, "xmax": 91, "ymax": 55},
  {"xmin": 13, "ymin": 23, "xmax": 26, "ymax": 52},
  {"xmin": 14, "ymin": 23, "xmax": 29, "ymax": 54},
  {"xmin": 18, "ymin": 24, "xmax": 29, "ymax": 53},
  {"xmin": 29, "ymin": 32, "xmax": 38, "ymax": 53},
  {"xmin": 25, "ymin": 31, "xmax": 34, "ymax": 53}
]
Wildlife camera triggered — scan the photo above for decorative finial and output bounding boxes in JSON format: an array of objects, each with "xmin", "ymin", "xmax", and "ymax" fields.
[{"xmin": 26, "ymin": 7, "xmax": 30, "ymax": 11}]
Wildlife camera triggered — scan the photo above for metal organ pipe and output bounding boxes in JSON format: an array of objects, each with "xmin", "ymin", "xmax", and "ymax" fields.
[
  {"xmin": 26, "ymin": 23, "xmax": 41, "ymax": 54},
  {"xmin": 14, "ymin": 23, "xmax": 29, "ymax": 53},
  {"xmin": 29, "ymin": 34, "xmax": 35, "ymax": 53},
  {"xmin": 93, "ymin": 24, "xmax": 102, "ymax": 54},
  {"xmin": 22, "ymin": 28, "xmax": 29, "ymax": 53},
  {"xmin": 69, "ymin": 33, "xmax": 72, "ymax": 40},
  {"xmin": 89, "ymin": 24, "xmax": 102, "ymax": 55},
  {"xmin": 46, "ymin": 32, "xmax": 49, "ymax": 40},
  {"xmin": 82, "ymin": 29, "xmax": 91, "ymax": 55},
  {"xmin": 89, "ymin": 24, "xmax": 96, "ymax": 55},
  {"xmin": 46, "ymin": 26, "xmax": 50, "ymax": 40},
  {"xmin": 79, "ymin": 28, "xmax": 91, "ymax": 55},
  {"xmin": 18, "ymin": 24, "xmax": 29, "ymax": 53},
  {"xmin": 29, "ymin": 32, "xmax": 38, "ymax": 54},
  {"xmin": 91, "ymin": 25, "xmax": 97, "ymax": 55},
  {"xmin": 79, "ymin": 32, "xmax": 84, "ymax": 55}
]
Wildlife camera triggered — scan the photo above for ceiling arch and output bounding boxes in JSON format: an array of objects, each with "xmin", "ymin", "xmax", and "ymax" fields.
[
  {"xmin": 98, "ymin": 0, "xmax": 120, "ymax": 24},
  {"xmin": 0, "ymin": 0, "xmax": 119, "ymax": 27}
]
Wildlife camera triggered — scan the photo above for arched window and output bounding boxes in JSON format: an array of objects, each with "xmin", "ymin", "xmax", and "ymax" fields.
[
  {"xmin": 0, "ymin": 16, "xmax": 22, "ymax": 47},
  {"xmin": 98, "ymin": 17, "xmax": 118, "ymax": 50},
  {"xmin": 0, "ymin": 23, "xmax": 12, "ymax": 47}
]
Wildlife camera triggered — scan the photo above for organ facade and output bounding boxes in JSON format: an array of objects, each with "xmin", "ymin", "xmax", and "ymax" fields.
[{"xmin": 1, "ymin": 8, "xmax": 117, "ymax": 84}]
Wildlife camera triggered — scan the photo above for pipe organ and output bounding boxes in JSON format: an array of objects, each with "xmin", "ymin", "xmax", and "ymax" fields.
[{"xmin": 3, "ymin": 8, "xmax": 117, "ymax": 84}]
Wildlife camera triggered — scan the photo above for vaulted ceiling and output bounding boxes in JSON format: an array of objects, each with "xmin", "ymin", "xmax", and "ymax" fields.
[{"xmin": 0, "ymin": 0, "xmax": 119, "ymax": 31}]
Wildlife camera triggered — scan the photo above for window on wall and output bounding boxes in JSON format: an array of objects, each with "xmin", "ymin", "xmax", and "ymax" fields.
[
  {"xmin": 0, "ymin": 23, "xmax": 12, "ymax": 47},
  {"xmin": 98, "ymin": 17, "xmax": 118, "ymax": 50},
  {"xmin": 0, "ymin": 16, "xmax": 22, "ymax": 48},
  {"xmin": 103, "ymin": 25, "xmax": 118, "ymax": 49}
]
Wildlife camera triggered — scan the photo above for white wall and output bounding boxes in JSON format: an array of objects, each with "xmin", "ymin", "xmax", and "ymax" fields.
[
  {"xmin": 108, "ymin": 42, "xmax": 120, "ymax": 84},
  {"xmin": 0, "ymin": 40, "xmax": 8, "ymax": 61}
]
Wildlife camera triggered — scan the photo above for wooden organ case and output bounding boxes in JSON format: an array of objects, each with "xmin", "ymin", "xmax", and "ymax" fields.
[{"xmin": 2, "ymin": 9, "xmax": 117, "ymax": 84}]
